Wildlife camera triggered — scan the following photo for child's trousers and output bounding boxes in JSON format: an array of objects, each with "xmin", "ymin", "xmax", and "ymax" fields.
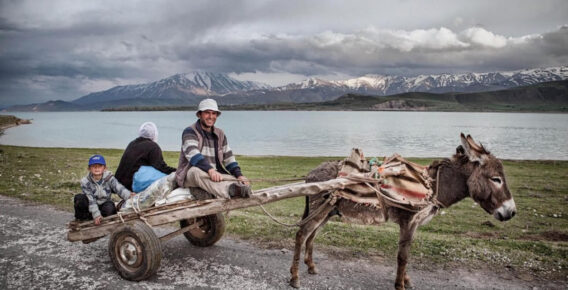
[{"xmin": 73, "ymin": 194, "xmax": 117, "ymax": 220}]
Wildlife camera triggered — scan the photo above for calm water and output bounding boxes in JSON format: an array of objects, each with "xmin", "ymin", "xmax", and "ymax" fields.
[{"xmin": 1, "ymin": 111, "xmax": 567, "ymax": 160}]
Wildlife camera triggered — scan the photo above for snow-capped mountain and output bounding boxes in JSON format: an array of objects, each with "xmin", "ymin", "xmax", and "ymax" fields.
[
  {"xmin": 216, "ymin": 66, "xmax": 568, "ymax": 105},
  {"xmin": 279, "ymin": 66, "xmax": 568, "ymax": 96},
  {"xmin": 5, "ymin": 66, "xmax": 567, "ymax": 111},
  {"xmin": 75, "ymin": 66, "xmax": 568, "ymax": 107},
  {"xmin": 73, "ymin": 72, "xmax": 271, "ymax": 105},
  {"xmin": 282, "ymin": 77, "xmax": 337, "ymax": 90}
]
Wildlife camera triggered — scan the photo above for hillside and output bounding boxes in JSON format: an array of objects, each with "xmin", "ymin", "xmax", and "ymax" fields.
[
  {"xmin": 221, "ymin": 79, "xmax": 568, "ymax": 112},
  {"xmin": 2, "ymin": 100, "xmax": 86, "ymax": 112}
]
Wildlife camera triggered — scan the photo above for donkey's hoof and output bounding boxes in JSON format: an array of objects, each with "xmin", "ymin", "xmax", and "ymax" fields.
[
  {"xmin": 290, "ymin": 278, "xmax": 300, "ymax": 288},
  {"xmin": 308, "ymin": 267, "xmax": 318, "ymax": 275},
  {"xmin": 404, "ymin": 275, "xmax": 413, "ymax": 288}
]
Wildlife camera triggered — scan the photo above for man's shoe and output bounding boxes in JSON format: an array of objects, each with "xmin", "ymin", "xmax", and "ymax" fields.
[
  {"xmin": 116, "ymin": 200, "xmax": 125, "ymax": 211},
  {"xmin": 228, "ymin": 183, "xmax": 252, "ymax": 198}
]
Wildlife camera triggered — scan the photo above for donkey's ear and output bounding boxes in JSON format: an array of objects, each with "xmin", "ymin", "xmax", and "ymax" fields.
[
  {"xmin": 460, "ymin": 133, "xmax": 488, "ymax": 164},
  {"xmin": 456, "ymin": 145, "xmax": 465, "ymax": 155}
]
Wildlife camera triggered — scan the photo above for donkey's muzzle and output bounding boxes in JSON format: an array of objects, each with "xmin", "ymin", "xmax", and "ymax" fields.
[{"xmin": 494, "ymin": 199, "xmax": 516, "ymax": 221}]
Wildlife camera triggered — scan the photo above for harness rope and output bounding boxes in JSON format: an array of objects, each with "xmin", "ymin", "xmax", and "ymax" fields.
[
  {"xmin": 201, "ymin": 176, "xmax": 306, "ymax": 183},
  {"xmin": 430, "ymin": 160, "xmax": 449, "ymax": 209},
  {"xmin": 258, "ymin": 194, "xmax": 338, "ymax": 227},
  {"xmin": 256, "ymin": 174, "xmax": 379, "ymax": 227},
  {"xmin": 200, "ymin": 175, "xmax": 323, "ymax": 227},
  {"xmin": 432, "ymin": 165, "xmax": 447, "ymax": 208}
]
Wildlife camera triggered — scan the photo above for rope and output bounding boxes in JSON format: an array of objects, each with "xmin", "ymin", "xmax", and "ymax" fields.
[
  {"xmin": 364, "ymin": 182, "xmax": 423, "ymax": 212},
  {"xmin": 138, "ymin": 215, "xmax": 152, "ymax": 227},
  {"xmin": 258, "ymin": 204, "xmax": 298, "ymax": 227},
  {"xmin": 431, "ymin": 164, "xmax": 448, "ymax": 209},
  {"xmin": 127, "ymin": 195, "xmax": 152, "ymax": 227},
  {"xmin": 258, "ymin": 194, "xmax": 337, "ymax": 227},
  {"xmin": 364, "ymin": 182, "xmax": 389, "ymax": 221},
  {"xmin": 201, "ymin": 175, "xmax": 305, "ymax": 184},
  {"xmin": 250, "ymin": 177, "xmax": 306, "ymax": 183},
  {"xmin": 133, "ymin": 195, "xmax": 141, "ymax": 213},
  {"xmin": 117, "ymin": 212, "xmax": 125, "ymax": 223}
]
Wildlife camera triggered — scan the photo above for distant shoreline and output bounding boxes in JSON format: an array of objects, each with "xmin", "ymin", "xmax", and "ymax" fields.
[
  {"xmin": 101, "ymin": 106, "xmax": 568, "ymax": 113},
  {"xmin": 99, "ymin": 87, "xmax": 568, "ymax": 113},
  {"xmin": 3, "ymin": 79, "xmax": 567, "ymax": 113}
]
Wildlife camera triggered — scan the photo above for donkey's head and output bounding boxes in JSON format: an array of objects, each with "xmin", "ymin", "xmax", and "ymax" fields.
[{"xmin": 459, "ymin": 133, "xmax": 516, "ymax": 221}]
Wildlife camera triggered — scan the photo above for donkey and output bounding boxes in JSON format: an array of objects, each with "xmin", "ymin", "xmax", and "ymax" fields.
[{"xmin": 289, "ymin": 134, "xmax": 516, "ymax": 290}]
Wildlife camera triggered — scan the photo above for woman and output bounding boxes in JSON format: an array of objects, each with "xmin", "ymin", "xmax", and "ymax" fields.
[{"xmin": 115, "ymin": 122, "xmax": 176, "ymax": 192}]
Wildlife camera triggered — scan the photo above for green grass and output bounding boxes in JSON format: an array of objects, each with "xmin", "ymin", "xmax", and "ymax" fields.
[{"xmin": 0, "ymin": 145, "xmax": 566, "ymax": 281}]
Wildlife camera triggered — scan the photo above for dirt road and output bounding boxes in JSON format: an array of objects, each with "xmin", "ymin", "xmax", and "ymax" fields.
[{"xmin": 0, "ymin": 195, "xmax": 562, "ymax": 289}]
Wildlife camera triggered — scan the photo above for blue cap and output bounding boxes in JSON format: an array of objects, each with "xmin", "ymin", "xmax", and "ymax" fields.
[{"xmin": 88, "ymin": 154, "xmax": 106, "ymax": 166}]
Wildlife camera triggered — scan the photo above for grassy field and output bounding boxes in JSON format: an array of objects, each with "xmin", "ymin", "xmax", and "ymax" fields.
[{"xmin": 0, "ymin": 145, "xmax": 566, "ymax": 281}]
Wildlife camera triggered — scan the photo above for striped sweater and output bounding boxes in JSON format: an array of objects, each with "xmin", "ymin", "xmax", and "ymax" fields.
[{"xmin": 176, "ymin": 121, "xmax": 242, "ymax": 187}]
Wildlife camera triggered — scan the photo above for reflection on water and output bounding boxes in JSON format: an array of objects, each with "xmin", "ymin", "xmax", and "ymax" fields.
[{"xmin": 1, "ymin": 111, "xmax": 567, "ymax": 160}]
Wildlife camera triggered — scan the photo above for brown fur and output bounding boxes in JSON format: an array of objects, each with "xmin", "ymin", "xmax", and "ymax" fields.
[{"xmin": 289, "ymin": 134, "xmax": 516, "ymax": 289}]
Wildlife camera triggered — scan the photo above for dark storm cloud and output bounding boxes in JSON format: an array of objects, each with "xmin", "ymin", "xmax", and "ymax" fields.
[
  {"xmin": 540, "ymin": 25, "xmax": 568, "ymax": 56},
  {"xmin": 167, "ymin": 25, "xmax": 568, "ymax": 77},
  {"xmin": 0, "ymin": 0, "xmax": 567, "ymax": 106}
]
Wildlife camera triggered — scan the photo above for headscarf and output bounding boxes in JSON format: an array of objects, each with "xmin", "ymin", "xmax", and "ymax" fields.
[{"xmin": 138, "ymin": 122, "xmax": 158, "ymax": 142}]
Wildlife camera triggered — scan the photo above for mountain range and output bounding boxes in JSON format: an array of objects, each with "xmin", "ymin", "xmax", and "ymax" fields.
[
  {"xmin": 3, "ymin": 66, "xmax": 568, "ymax": 111},
  {"xmin": 219, "ymin": 79, "xmax": 567, "ymax": 112},
  {"xmin": 221, "ymin": 66, "xmax": 568, "ymax": 104},
  {"xmin": 73, "ymin": 72, "xmax": 270, "ymax": 106}
]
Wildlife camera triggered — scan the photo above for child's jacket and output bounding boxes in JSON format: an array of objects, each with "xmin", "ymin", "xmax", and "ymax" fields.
[{"xmin": 81, "ymin": 171, "xmax": 132, "ymax": 218}]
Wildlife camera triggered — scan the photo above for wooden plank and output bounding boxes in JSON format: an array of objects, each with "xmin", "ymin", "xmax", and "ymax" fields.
[
  {"xmin": 67, "ymin": 177, "xmax": 371, "ymax": 242},
  {"xmin": 159, "ymin": 221, "xmax": 201, "ymax": 243},
  {"xmin": 144, "ymin": 177, "xmax": 365, "ymax": 226},
  {"xmin": 67, "ymin": 222, "xmax": 124, "ymax": 242}
]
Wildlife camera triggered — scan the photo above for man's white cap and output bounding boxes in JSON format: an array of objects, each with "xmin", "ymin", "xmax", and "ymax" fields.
[
  {"xmin": 196, "ymin": 98, "xmax": 221, "ymax": 116},
  {"xmin": 139, "ymin": 121, "xmax": 158, "ymax": 142}
]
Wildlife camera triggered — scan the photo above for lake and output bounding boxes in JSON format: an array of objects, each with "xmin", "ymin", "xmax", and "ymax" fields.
[{"xmin": 1, "ymin": 111, "xmax": 567, "ymax": 160}]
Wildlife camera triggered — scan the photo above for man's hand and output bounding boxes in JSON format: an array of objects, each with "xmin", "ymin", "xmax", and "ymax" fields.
[
  {"xmin": 130, "ymin": 192, "xmax": 136, "ymax": 198},
  {"xmin": 237, "ymin": 175, "xmax": 250, "ymax": 185},
  {"xmin": 94, "ymin": 216, "xmax": 102, "ymax": 225},
  {"xmin": 208, "ymin": 168, "xmax": 222, "ymax": 182}
]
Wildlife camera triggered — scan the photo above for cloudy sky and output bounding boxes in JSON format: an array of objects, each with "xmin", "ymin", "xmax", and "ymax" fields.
[{"xmin": 1, "ymin": 0, "xmax": 567, "ymax": 106}]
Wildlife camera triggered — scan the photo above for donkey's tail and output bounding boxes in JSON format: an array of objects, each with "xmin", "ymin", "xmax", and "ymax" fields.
[{"xmin": 302, "ymin": 196, "xmax": 310, "ymax": 219}]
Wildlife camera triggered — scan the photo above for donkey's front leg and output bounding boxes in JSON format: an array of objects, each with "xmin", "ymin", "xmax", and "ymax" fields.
[
  {"xmin": 395, "ymin": 222, "xmax": 418, "ymax": 290},
  {"xmin": 290, "ymin": 225, "xmax": 309, "ymax": 288},
  {"xmin": 290, "ymin": 205, "xmax": 335, "ymax": 288},
  {"xmin": 304, "ymin": 215, "xmax": 332, "ymax": 274}
]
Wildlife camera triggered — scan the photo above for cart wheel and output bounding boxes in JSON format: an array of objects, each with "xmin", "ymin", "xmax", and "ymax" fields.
[
  {"xmin": 108, "ymin": 221, "xmax": 162, "ymax": 281},
  {"xmin": 180, "ymin": 213, "xmax": 225, "ymax": 247}
]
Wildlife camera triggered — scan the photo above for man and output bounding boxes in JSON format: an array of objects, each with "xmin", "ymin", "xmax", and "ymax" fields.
[{"xmin": 175, "ymin": 98, "xmax": 251, "ymax": 199}]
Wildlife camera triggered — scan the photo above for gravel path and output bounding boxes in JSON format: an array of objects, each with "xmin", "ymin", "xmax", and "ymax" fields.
[{"xmin": 0, "ymin": 195, "xmax": 563, "ymax": 289}]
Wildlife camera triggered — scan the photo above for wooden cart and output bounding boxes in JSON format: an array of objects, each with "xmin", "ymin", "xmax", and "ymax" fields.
[{"xmin": 67, "ymin": 177, "xmax": 366, "ymax": 281}]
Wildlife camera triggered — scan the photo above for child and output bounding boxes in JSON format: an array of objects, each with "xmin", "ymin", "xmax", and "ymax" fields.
[{"xmin": 74, "ymin": 154, "xmax": 134, "ymax": 225}]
